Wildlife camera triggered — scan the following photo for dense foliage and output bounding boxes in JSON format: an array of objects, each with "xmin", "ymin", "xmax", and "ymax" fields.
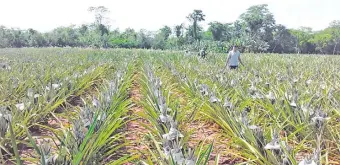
[{"xmin": 1, "ymin": 5, "xmax": 340, "ymax": 55}]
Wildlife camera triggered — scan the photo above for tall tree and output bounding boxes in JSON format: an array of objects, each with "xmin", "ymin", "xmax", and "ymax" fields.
[
  {"xmin": 152, "ymin": 26, "xmax": 172, "ymax": 49},
  {"xmin": 88, "ymin": 6, "xmax": 110, "ymax": 25},
  {"xmin": 187, "ymin": 10, "xmax": 205, "ymax": 41},
  {"xmin": 310, "ymin": 22, "xmax": 340, "ymax": 55},
  {"xmin": 159, "ymin": 26, "xmax": 172, "ymax": 40},
  {"xmin": 174, "ymin": 24, "xmax": 184, "ymax": 38},
  {"xmin": 239, "ymin": 4, "xmax": 276, "ymax": 52},
  {"xmin": 173, "ymin": 24, "xmax": 185, "ymax": 47},
  {"xmin": 290, "ymin": 27, "xmax": 315, "ymax": 54},
  {"xmin": 311, "ymin": 30, "xmax": 331, "ymax": 54},
  {"xmin": 88, "ymin": 6, "xmax": 111, "ymax": 48},
  {"xmin": 328, "ymin": 20, "xmax": 340, "ymax": 54},
  {"xmin": 208, "ymin": 22, "xmax": 225, "ymax": 41},
  {"xmin": 208, "ymin": 22, "xmax": 232, "ymax": 41},
  {"xmin": 271, "ymin": 24, "xmax": 296, "ymax": 53},
  {"xmin": 186, "ymin": 24, "xmax": 203, "ymax": 43},
  {"xmin": 137, "ymin": 29, "xmax": 152, "ymax": 49},
  {"xmin": 26, "ymin": 28, "xmax": 46, "ymax": 47},
  {"xmin": 78, "ymin": 24, "xmax": 88, "ymax": 36}
]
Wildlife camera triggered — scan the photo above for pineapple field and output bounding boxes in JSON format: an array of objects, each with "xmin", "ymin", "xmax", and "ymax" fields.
[{"xmin": 0, "ymin": 48, "xmax": 339, "ymax": 165}]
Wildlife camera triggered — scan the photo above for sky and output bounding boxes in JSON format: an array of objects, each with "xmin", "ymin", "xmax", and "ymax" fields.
[{"xmin": 0, "ymin": 0, "xmax": 339, "ymax": 32}]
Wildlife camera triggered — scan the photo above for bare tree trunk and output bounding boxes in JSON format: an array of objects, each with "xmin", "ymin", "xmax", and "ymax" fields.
[
  {"xmin": 295, "ymin": 38, "xmax": 299, "ymax": 54},
  {"xmin": 272, "ymin": 44, "xmax": 278, "ymax": 53},
  {"xmin": 295, "ymin": 43, "xmax": 299, "ymax": 54},
  {"xmin": 193, "ymin": 22, "xmax": 197, "ymax": 41},
  {"xmin": 333, "ymin": 42, "xmax": 338, "ymax": 55}
]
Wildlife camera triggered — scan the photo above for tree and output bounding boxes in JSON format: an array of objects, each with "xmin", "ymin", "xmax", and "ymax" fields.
[
  {"xmin": 185, "ymin": 24, "xmax": 203, "ymax": 43},
  {"xmin": 174, "ymin": 24, "xmax": 184, "ymax": 38},
  {"xmin": 88, "ymin": 6, "xmax": 111, "ymax": 48},
  {"xmin": 112, "ymin": 28, "xmax": 138, "ymax": 48},
  {"xmin": 328, "ymin": 20, "xmax": 340, "ymax": 54},
  {"xmin": 27, "ymin": 28, "xmax": 37, "ymax": 47},
  {"xmin": 187, "ymin": 10, "xmax": 206, "ymax": 41},
  {"xmin": 239, "ymin": 4, "xmax": 276, "ymax": 52},
  {"xmin": 0, "ymin": 26, "xmax": 10, "ymax": 48},
  {"xmin": 208, "ymin": 22, "xmax": 225, "ymax": 41},
  {"xmin": 173, "ymin": 24, "xmax": 186, "ymax": 47},
  {"xmin": 311, "ymin": 31, "xmax": 331, "ymax": 54},
  {"xmin": 47, "ymin": 26, "xmax": 79, "ymax": 47},
  {"xmin": 8, "ymin": 28, "xmax": 27, "ymax": 47},
  {"xmin": 290, "ymin": 27, "xmax": 315, "ymax": 54},
  {"xmin": 270, "ymin": 24, "xmax": 296, "ymax": 53},
  {"xmin": 310, "ymin": 22, "xmax": 340, "ymax": 55},
  {"xmin": 207, "ymin": 22, "xmax": 233, "ymax": 42},
  {"xmin": 153, "ymin": 34, "xmax": 166, "ymax": 49},
  {"xmin": 137, "ymin": 29, "xmax": 152, "ymax": 49},
  {"xmin": 159, "ymin": 26, "xmax": 172, "ymax": 40},
  {"xmin": 88, "ymin": 6, "xmax": 110, "ymax": 25},
  {"xmin": 26, "ymin": 28, "xmax": 46, "ymax": 47},
  {"xmin": 152, "ymin": 26, "xmax": 172, "ymax": 50},
  {"xmin": 78, "ymin": 24, "xmax": 88, "ymax": 36}
]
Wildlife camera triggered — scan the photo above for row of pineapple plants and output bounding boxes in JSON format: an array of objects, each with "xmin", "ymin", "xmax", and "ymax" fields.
[
  {"xmin": 163, "ymin": 57, "xmax": 298, "ymax": 164},
  {"xmin": 155, "ymin": 52, "xmax": 339, "ymax": 164},
  {"xmin": 6, "ymin": 63, "xmax": 134, "ymax": 164},
  {"xmin": 138, "ymin": 59, "xmax": 214, "ymax": 165},
  {"xmin": 1, "ymin": 51, "xmax": 110, "ymax": 164},
  {"xmin": 0, "ymin": 48, "xmax": 137, "ymax": 164},
  {"xmin": 204, "ymin": 53, "xmax": 339, "ymax": 164}
]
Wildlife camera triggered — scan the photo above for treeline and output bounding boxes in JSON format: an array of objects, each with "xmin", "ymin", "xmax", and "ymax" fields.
[{"xmin": 1, "ymin": 4, "xmax": 340, "ymax": 54}]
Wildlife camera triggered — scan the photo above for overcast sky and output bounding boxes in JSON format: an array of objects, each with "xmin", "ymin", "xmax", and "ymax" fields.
[{"xmin": 0, "ymin": 0, "xmax": 338, "ymax": 32}]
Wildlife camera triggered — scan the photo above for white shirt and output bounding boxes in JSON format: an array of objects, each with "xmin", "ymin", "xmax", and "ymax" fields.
[{"xmin": 227, "ymin": 50, "xmax": 240, "ymax": 66}]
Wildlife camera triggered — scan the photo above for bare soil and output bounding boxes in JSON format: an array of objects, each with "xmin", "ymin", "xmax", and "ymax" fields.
[
  {"xmin": 168, "ymin": 76, "xmax": 240, "ymax": 164},
  {"xmin": 123, "ymin": 72, "xmax": 151, "ymax": 165}
]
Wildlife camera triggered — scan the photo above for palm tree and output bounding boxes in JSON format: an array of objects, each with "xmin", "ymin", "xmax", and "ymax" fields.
[{"xmin": 187, "ymin": 10, "xmax": 205, "ymax": 41}]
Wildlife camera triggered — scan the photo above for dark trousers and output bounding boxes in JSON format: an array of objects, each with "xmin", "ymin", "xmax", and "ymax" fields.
[{"xmin": 229, "ymin": 65, "xmax": 238, "ymax": 69}]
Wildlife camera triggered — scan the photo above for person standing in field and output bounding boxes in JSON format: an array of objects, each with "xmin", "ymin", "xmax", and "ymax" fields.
[
  {"xmin": 199, "ymin": 47, "xmax": 207, "ymax": 59},
  {"xmin": 225, "ymin": 45, "xmax": 244, "ymax": 70},
  {"xmin": 184, "ymin": 50, "xmax": 190, "ymax": 56}
]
